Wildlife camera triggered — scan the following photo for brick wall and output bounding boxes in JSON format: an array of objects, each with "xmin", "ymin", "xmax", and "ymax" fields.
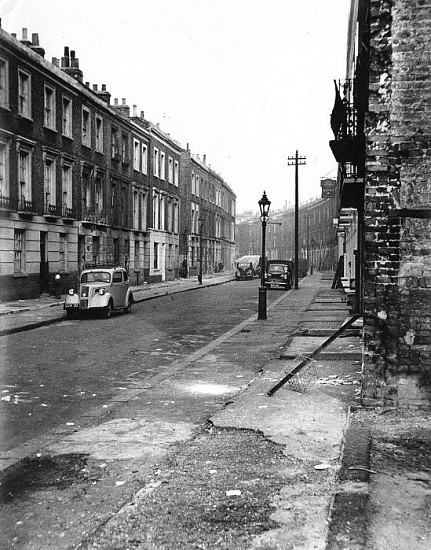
[{"xmin": 362, "ymin": 0, "xmax": 431, "ymax": 408}]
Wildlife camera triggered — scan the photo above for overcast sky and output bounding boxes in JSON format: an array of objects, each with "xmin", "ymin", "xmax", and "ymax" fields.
[{"xmin": 1, "ymin": 0, "xmax": 350, "ymax": 214}]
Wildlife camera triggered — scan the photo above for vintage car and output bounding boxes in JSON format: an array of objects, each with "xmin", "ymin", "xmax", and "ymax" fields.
[
  {"xmin": 264, "ymin": 260, "xmax": 294, "ymax": 290},
  {"xmin": 64, "ymin": 266, "xmax": 134, "ymax": 319},
  {"xmin": 235, "ymin": 255, "xmax": 261, "ymax": 280}
]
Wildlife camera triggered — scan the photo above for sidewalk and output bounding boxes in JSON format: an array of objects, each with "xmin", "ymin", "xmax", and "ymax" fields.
[
  {"xmin": 0, "ymin": 271, "xmax": 235, "ymax": 336},
  {"xmin": 0, "ymin": 272, "xmax": 429, "ymax": 549}
]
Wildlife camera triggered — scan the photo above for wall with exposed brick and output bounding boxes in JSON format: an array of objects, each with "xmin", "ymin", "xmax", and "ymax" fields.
[{"xmin": 362, "ymin": 0, "xmax": 431, "ymax": 408}]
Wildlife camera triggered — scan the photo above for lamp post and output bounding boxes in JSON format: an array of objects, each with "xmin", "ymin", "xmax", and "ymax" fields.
[
  {"xmin": 198, "ymin": 216, "xmax": 204, "ymax": 285},
  {"xmin": 258, "ymin": 191, "xmax": 271, "ymax": 320}
]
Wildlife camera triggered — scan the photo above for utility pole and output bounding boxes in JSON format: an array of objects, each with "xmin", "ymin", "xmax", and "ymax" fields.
[{"xmin": 287, "ymin": 150, "xmax": 306, "ymax": 289}]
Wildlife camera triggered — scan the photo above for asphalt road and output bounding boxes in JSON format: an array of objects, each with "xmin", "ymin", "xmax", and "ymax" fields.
[{"xmin": 1, "ymin": 279, "xmax": 280, "ymax": 452}]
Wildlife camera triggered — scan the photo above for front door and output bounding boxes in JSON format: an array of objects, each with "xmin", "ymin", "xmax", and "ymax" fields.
[{"xmin": 40, "ymin": 231, "xmax": 49, "ymax": 294}]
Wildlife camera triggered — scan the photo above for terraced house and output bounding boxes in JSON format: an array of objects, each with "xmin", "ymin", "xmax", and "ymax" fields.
[
  {"xmin": 330, "ymin": 0, "xmax": 431, "ymax": 407},
  {"xmin": 0, "ymin": 26, "xmax": 236, "ymax": 300}
]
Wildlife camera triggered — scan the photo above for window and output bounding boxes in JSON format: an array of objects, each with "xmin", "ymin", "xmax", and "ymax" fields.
[
  {"xmin": 173, "ymin": 202, "xmax": 179, "ymax": 233},
  {"xmin": 44, "ymin": 85, "xmax": 56, "ymax": 129},
  {"xmin": 18, "ymin": 147, "xmax": 32, "ymax": 206},
  {"xmin": 62, "ymin": 96, "xmax": 72, "ymax": 137},
  {"xmin": 59, "ymin": 233, "xmax": 68, "ymax": 271},
  {"xmin": 43, "ymin": 154, "xmax": 56, "ymax": 212},
  {"xmin": 62, "ymin": 161, "xmax": 73, "ymax": 215},
  {"xmin": 133, "ymin": 139, "xmax": 140, "ymax": 171},
  {"xmin": 160, "ymin": 151, "xmax": 166, "ymax": 180},
  {"xmin": 196, "ymin": 175, "xmax": 200, "ymax": 197},
  {"xmin": 154, "ymin": 242, "xmax": 159, "ymax": 269},
  {"xmin": 168, "ymin": 157, "xmax": 173, "ymax": 183},
  {"xmin": 82, "ymin": 107, "xmax": 91, "ymax": 147},
  {"xmin": 191, "ymin": 172, "xmax": 195, "ymax": 195},
  {"xmin": 0, "ymin": 57, "xmax": 9, "ymax": 108},
  {"xmin": 174, "ymin": 160, "xmax": 179, "ymax": 187},
  {"xmin": 92, "ymin": 236, "xmax": 100, "ymax": 265},
  {"xmin": 18, "ymin": 69, "xmax": 31, "ymax": 118},
  {"xmin": 141, "ymin": 144, "xmax": 148, "ymax": 174},
  {"xmin": 167, "ymin": 199, "xmax": 173, "ymax": 232},
  {"xmin": 14, "ymin": 229, "xmax": 25, "ymax": 273},
  {"xmin": 153, "ymin": 147, "xmax": 159, "ymax": 177},
  {"xmin": 0, "ymin": 140, "xmax": 10, "ymax": 199},
  {"xmin": 111, "ymin": 127, "xmax": 119, "ymax": 159},
  {"xmin": 95, "ymin": 114, "xmax": 103, "ymax": 153},
  {"xmin": 95, "ymin": 174, "xmax": 103, "ymax": 214},
  {"xmin": 122, "ymin": 133, "xmax": 128, "ymax": 163}
]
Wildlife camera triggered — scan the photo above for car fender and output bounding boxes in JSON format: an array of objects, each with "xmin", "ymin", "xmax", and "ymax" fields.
[
  {"xmin": 126, "ymin": 289, "xmax": 134, "ymax": 306},
  {"xmin": 89, "ymin": 291, "xmax": 112, "ymax": 309}
]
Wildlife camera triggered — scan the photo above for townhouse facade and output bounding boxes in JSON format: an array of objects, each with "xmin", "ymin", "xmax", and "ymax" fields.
[
  {"xmin": 180, "ymin": 149, "xmax": 236, "ymax": 277},
  {"xmin": 0, "ymin": 27, "xmax": 236, "ymax": 301},
  {"xmin": 329, "ymin": 0, "xmax": 431, "ymax": 408}
]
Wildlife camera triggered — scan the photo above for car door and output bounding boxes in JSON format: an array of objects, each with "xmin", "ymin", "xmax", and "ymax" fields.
[{"xmin": 111, "ymin": 270, "xmax": 125, "ymax": 308}]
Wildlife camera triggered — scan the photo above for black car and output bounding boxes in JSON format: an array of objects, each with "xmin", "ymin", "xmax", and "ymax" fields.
[{"xmin": 264, "ymin": 260, "xmax": 294, "ymax": 290}]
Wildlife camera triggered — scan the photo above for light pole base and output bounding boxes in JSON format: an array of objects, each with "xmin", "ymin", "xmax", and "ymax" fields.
[{"xmin": 258, "ymin": 286, "xmax": 267, "ymax": 320}]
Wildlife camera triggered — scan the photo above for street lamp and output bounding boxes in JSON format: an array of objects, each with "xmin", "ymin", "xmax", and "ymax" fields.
[
  {"xmin": 198, "ymin": 216, "xmax": 204, "ymax": 285},
  {"xmin": 258, "ymin": 191, "xmax": 271, "ymax": 320}
]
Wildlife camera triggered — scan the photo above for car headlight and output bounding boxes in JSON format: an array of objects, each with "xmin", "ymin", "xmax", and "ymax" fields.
[
  {"xmin": 98, "ymin": 288, "xmax": 105, "ymax": 295},
  {"xmin": 68, "ymin": 289, "xmax": 75, "ymax": 296}
]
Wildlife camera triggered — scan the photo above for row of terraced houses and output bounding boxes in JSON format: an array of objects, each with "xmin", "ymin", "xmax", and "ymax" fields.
[{"xmin": 0, "ymin": 26, "xmax": 236, "ymax": 301}]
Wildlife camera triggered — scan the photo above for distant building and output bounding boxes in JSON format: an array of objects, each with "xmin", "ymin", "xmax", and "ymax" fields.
[{"xmin": 236, "ymin": 190, "xmax": 338, "ymax": 272}]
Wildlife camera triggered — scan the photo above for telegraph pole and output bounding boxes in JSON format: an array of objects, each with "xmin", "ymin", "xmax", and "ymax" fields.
[{"xmin": 287, "ymin": 150, "xmax": 306, "ymax": 289}]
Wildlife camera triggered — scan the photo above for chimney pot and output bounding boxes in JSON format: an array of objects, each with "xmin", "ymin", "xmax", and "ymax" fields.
[
  {"xmin": 52, "ymin": 57, "xmax": 59, "ymax": 67},
  {"xmin": 102, "ymin": 84, "xmax": 106, "ymax": 91},
  {"xmin": 70, "ymin": 50, "xmax": 75, "ymax": 59},
  {"xmin": 32, "ymin": 33, "xmax": 39, "ymax": 46},
  {"xmin": 85, "ymin": 82, "xmax": 90, "ymax": 87},
  {"xmin": 133, "ymin": 105, "xmax": 137, "ymax": 117},
  {"xmin": 64, "ymin": 46, "xmax": 69, "ymax": 56},
  {"xmin": 93, "ymin": 84, "xmax": 98, "ymax": 91},
  {"xmin": 11, "ymin": 33, "xmax": 16, "ymax": 38},
  {"xmin": 22, "ymin": 28, "xmax": 28, "ymax": 40},
  {"xmin": 114, "ymin": 98, "xmax": 119, "ymax": 106},
  {"xmin": 140, "ymin": 111, "xmax": 145, "ymax": 118},
  {"xmin": 122, "ymin": 98, "xmax": 126, "ymax": 105}
]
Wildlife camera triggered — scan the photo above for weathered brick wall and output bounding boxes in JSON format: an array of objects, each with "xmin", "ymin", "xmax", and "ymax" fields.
[{"xmin": 362, "ymin": 0, "xmax": 431, "ymax": 408}]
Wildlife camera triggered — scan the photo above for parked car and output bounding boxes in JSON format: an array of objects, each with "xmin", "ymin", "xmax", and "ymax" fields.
[
  {"xmin": 264, "ymin": 260, "xmax": 294, "ymax": 290},
  {"xmin": 235, "ymin": 255, "xmax": 261, "ymax": 280},
  {"xmin": 64, "ymin": 266, "xmax": 134, "ymax": 319}
]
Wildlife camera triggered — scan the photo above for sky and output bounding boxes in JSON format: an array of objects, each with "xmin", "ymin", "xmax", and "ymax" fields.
[{"xmin": 1, "ymin": 0, "xmax": 350, "ymax": 215}]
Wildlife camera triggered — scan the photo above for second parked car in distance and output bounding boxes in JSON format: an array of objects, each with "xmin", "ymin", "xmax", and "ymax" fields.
[{"xmin": 264, "ymin": 260, "xmax": 294, "ymax": 290}]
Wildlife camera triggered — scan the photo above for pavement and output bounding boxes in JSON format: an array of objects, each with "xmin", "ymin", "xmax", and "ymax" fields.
[{"xmin": 0, "ymin": 271, "xmax": 429, "ymax": 549}]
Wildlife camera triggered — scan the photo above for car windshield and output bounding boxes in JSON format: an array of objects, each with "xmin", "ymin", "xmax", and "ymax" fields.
[
  {"xmin": 81, "ymin": 271, "xmax": 111, "ymax": 283},
  {"xmin": 268, "ymin": 265, "xmax": 287, "ymax": 273}
]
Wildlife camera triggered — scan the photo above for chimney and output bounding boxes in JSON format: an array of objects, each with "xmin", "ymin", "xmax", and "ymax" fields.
[
  {"xmin": 61, "ymin": 47, "xmax": 83, "ymax": 82},
  {"xmin": 133, "ymin": 104, "xmax": 137, "ymax": 117},
  {"xmin": 93, "ymin": 84, "xmax": 98, "ymax": 92},
  {"xmin": 30, "ymin": 33, "xmax": 45, "ymax": 57},
  {"xmin": 203, "ymin": 154, "xmax": 207, "ymax": 164},
  {"xmin": 98, "ymin": 84, "xmax": 111, "ymax": 105},
  {"xmin": 112, "ymin": 98, "xmax": 130, "ymax": 118},
  {"xmin": 140, "ymin": 111, "xmax": 145, "ymax": 119},
  {"xmin": 61, "ymin": 46, "xmax": 70, "ymax": 68},
  {"xmin": 52, "ymin": 57, "xmax": 59, "ymax": 67},
  {"xmin": 21, "ymin": 28, "xmax": 31, "ymax": 46}
]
